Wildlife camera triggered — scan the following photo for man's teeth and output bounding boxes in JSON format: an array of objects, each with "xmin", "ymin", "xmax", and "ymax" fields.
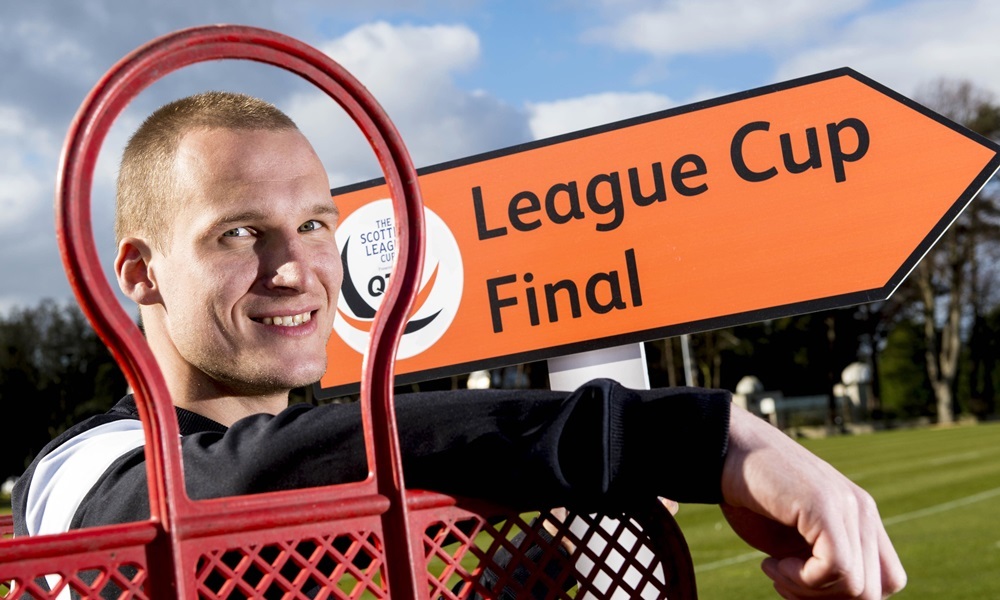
[{"xmin": 260, "ymin": 312, "xmax": 312, "ymax": 326}]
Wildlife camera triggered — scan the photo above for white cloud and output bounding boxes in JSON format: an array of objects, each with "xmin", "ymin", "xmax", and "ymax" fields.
[
  {"xmin": 12, "ymin": 17, "xmax": 97, "ymax": 80},
  {"xmin": 0, "ymin": 99, "xmax": 114, "ymax": 314},
  {"xmin": 773, "ymin": 0, "xmax": 1000, "ymax": 98},
  {"xmin": 584, "ymin": 0, "xmax": 868, "ymax": 56},
  {"xmin": 283, "ymin": 21, "xmax": 532, "ymax": 186},
  {"xmin": 0, "ymin": 105, "xmax": 58, "ymax": 233},
  {"xmin": 283, "ymin": 23, "xmax": 677, "ymax": 187},
  {"xmin": 526, "ymin": 91, "xmax": 674, "ymax": 140},
  {"xmin": 585, "ymin": 0, "xmax": 1000, "ymax": 101},
  {"xmin": 0, "ymin": 173, "xmax": 45, "ymax": 233},
  {"xmin": 321, "ymin": 21, "xmax": 480, "ymax": 94}
]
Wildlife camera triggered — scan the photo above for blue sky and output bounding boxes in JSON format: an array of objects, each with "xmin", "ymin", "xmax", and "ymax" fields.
[{"xmin": 1, "ymin": 0, "xmax": 998, "ymax": 313}]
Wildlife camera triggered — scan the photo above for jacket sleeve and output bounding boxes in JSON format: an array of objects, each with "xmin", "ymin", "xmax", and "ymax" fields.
[{"xmin": 73, "ymin": 379, "xmax": 730, "ymax": 528}]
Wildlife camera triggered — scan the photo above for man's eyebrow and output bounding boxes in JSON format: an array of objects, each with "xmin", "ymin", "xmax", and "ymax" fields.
[
  {"xmin": 312, "ymin": 202, "xmax": 340, "ymax": 220},
  {"xmin": 205, "ymin": 203, "xmax": 340, "ymax": 232},
  {"xmin": 207, "ymin": 210, "xmax": 269, "ymax": 231}
]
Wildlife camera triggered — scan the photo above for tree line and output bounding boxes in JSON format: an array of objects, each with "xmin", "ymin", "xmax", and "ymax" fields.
[
  {"xmin": 1, "ymin": 299, "xmax": 127, "ymax": 483},
  {"xmin": 2, "ymin": 79, "xmax": 998, "ymax": 483}
]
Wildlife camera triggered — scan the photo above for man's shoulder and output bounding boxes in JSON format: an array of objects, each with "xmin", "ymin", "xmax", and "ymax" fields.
[
  {"xmin": 65, "ymin": 393, "xmax": 139, "ymax": 438},
  {"xmin": 34, "ymin": 395, "xmax": 139, "ymax": 461},
  {"xmin": 12, "ymin": 395, "xmax": 144, "ymax": 536},
  {"xmin": 14, "ymin": 395, "xmax": 139, "ymax": 501}
]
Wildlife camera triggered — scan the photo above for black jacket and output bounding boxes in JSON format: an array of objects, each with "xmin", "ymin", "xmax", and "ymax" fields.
[{"xmin": 14, "ymin": 379, "xmax": 730, "ymax": 537}]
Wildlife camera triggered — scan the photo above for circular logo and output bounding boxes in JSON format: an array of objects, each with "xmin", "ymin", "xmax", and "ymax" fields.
[{"xmin": 334, "ymin": 199, "xmax": 463, "ymax": 359}]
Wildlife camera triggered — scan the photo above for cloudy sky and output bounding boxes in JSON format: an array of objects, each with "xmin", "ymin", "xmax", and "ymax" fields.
[{"xmin": 1, "ymin": 0, "xmax": 998, "ymax": 315}]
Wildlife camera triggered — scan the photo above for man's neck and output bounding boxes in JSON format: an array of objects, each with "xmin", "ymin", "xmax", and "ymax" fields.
[
  {"xmin": 174, "ymin": 393, "xmax": 289, "ymax": 427},
  {"xmin": 158, "ymin": 359, "xmax": 291, "ymax": 427}
]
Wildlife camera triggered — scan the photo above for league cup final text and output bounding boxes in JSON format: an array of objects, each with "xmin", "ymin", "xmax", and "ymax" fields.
[{"xmin": 473, "ymin": 117, "xmax": 871, "ymax": 334}]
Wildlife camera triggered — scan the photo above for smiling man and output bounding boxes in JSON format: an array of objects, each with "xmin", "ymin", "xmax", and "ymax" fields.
[
  {"xmin": 117, "ymin": 123, "xmax": 342, "ymax": 423},
  {"xmin": 13, "ymin": 92, "xmax": 905, "ymax": 599}
]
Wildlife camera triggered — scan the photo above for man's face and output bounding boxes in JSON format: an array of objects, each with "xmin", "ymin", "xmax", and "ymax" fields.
[{"xmin": 148, "ymin": 127, "xmax": 342, "ymax": 395}]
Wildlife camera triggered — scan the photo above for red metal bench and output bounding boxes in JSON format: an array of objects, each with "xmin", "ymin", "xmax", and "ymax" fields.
[{"xmin": 0, "ymin": 25, "xmax": 697, "ymax": 599}]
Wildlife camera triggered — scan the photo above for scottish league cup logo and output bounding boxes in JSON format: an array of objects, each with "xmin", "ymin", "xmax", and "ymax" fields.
[{"xmin": 333, "ymin": 199, "xmax": 463, "ymax": 359}]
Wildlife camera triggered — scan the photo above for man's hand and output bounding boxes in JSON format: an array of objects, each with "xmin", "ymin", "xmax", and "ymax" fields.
[{"xmin": 721, "ymin": 405, "xmax": 906, "ymax": 599}]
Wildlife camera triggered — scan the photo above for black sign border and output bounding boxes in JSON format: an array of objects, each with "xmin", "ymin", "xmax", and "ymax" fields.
[{"xmin": 315, "ymin": 67, "xmax": 1000, "ymax": 399}]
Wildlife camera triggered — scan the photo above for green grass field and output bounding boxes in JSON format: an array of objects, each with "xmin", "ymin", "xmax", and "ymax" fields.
[{"xmin": 675, "ymin": 420, "xmax": 1000, "ymax": 599}]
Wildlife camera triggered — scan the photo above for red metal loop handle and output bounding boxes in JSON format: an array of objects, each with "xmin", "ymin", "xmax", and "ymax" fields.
[{"xmin": 56, "ymin": 24, "xmax": 425, "ymax": 598}]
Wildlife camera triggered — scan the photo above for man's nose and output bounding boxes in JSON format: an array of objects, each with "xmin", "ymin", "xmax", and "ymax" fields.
[{"xmin": 260, "ymin": 236, "xmax": 316, "ymax": 292}]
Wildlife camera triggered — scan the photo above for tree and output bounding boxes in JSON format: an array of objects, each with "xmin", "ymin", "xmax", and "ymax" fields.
[
  {"xmin": 0, "ymin": 300, "xmax": 126, "ymax": 480},
  {"xmin": 878, "ymin": 317, "xmax": 933, "ymax": 419},
  {"xmin": 966, "ymin": 303, "xmax": 1000, "ymax": 417},
  {"xmin": 704, "ymin": 307, "xmax": 869, "ymax": 403},
  {"xmin": 909, "ymin": 79, "xmax": 1000, "ymax": 423}
]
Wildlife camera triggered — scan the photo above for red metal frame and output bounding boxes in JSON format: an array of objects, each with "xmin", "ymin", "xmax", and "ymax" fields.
[{"xmin": 0, "ymin": 25, "xmax": 697, "ymax": 599}]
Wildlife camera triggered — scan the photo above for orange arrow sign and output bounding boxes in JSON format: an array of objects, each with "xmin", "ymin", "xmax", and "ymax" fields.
[{"xmin": 318, "ymin": 68, "xmax": 1000, "ymax": 397}]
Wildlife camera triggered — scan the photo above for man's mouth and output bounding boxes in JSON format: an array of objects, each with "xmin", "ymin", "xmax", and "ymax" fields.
[{"xmin": 252, "ymin": 311, "xmax": 314, "ymax": 327}]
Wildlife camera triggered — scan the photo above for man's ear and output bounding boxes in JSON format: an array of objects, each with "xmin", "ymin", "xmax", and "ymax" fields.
[{"xmin": 115, "ymin": 237, "xmax": 162, "ymax": 306}]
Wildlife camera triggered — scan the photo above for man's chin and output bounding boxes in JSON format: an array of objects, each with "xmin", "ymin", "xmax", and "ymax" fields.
[{"xmin": 211, "ymin": 365, "xmax": 326, "ymax": 397}]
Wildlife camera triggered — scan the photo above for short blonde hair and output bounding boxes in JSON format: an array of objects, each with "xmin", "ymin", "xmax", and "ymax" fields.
[{"xmin": 115, "ymin": 91, "xmax": 298, "ymax": 248}]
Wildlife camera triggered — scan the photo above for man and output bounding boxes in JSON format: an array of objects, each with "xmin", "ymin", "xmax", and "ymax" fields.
[{"xmin": 14, "ymin": 92, "xmax": 905, "ymax": 599}]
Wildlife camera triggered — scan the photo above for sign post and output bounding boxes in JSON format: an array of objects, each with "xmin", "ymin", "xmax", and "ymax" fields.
[
  {"xmin": 548, "ymin": 343, "xmax": 649, "ymax": 391},
  {"xmin": 318, "ymin": 67, "xmax": 1000, "ymax": 398}
]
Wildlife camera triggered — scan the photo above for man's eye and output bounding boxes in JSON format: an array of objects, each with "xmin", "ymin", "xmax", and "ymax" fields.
[
  {"xmin": 299, "ymin": 220, "xmax": 324, "ymax": 232},
  {"xmin": 222, "ymin": 227, "xmax": 252, "ymax": 238}
]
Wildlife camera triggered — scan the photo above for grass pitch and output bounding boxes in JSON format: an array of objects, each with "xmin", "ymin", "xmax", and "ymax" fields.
[{"xmin": 675, "ymin": 420, "xmax": 1000, "ymax": 599}]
